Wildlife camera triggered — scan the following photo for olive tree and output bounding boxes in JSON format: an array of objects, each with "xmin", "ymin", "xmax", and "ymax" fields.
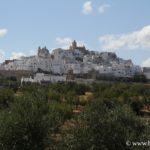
[{"xmin": 62, "ymin": 99, "xmax": 148, "ymax": 150}]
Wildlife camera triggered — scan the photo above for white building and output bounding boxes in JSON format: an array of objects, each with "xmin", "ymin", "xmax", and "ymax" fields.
[
  {"xmin": 21, "ymin": 73, "xmax": 66, "ymax": 85},
  {"xmin": 143, "ymin": 67, "xmax": 150, "ymax": 79},
  {"xmin": 0, "ymin": 41, "xmax": 142, "ymax": 79}
]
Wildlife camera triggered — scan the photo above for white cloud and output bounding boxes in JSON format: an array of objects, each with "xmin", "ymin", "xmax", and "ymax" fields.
[
  {"xmin": 0, "ymin": 29, "xmax": 8, "ymax": 38},
  {"xmin": 142, "ymin": 58, "xmax": 150, "ymax": 67},
  {"xmin": 10, "ymin": 52, "xmax": 26, "ymax": 60},
  {"xmin": 98, "ymin": 4, "xmax": 111, "ymax": 14},
  {"xmin": 0, "ymin": 50, "xmax": 5, "ymax": 63},
  {"xmin": 99, "ymin": 25, "xmax": 150, "ymax": 51},
  {"xmin": 56, "ymin": 37, "xmax": 87, "ymax": 49},
  {"xmin": 56, "ymin": 37, "xmax": 72, "ymax": 49},
  {"xmin": 10, "ymin": 49, "xmax": 36, "ymax": 60},
  {"xmin": 77, "ymin": 41, "xmax": 87, "ymax": 47},
  {"xmin": 29, "ymin": 50, "xmax": 36, "ymax": 55},
  {"xmin": 82, "ymin": 1, "xmax": 93, "ymax": 15}
]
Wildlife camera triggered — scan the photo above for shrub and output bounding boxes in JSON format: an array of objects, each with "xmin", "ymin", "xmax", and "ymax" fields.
[
  {"xmin": 0, "ymin": 93, "xmax": 62, "ymax": 150},
  {"xmin": 63, "ymin": 99, "xmax": 148, "ymax": 150}
]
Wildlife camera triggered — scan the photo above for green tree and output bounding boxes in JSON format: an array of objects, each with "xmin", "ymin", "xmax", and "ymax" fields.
[
  {"xmin": 130, "ymin": 98, "xmax": 144, "ymax": 115},
  {"xmin": 133, "ymin": 74, "xmax": 147, "ymax": 82},
  {"xmin": 48, "ymin": 90, "xmax": 60, "ymax": 101},
  {"xmin": 0, "ymin": 93, "xmax": 63, "ymax": 150},
  {"xmin": 48, "ymin": 101, "xmax": 73, "ymax": 124},
  {"xmin": 63, "ymin": 99, "xmax": 148, "ymax": 150},
  {"xmin": 0, "ymin": 88, "xmax": 14, "ymax": 109}
]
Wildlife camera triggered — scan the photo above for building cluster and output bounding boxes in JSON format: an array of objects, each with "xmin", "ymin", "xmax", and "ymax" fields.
[
  {"xmin": 0, "ymin": 40, "xmax": 143, "ymax": 83},
  {"xmin": 21, "ymin": 73, "xmax": 66, "ymax": 85},
  {"xmin": 142, "ymin": 67, "xmax": 150, "ymax": 80}
]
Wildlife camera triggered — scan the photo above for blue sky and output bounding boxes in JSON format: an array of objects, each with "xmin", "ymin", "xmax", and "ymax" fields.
[{"xmin": 0, "ymin": 0, "xmax": 150, "ymax": 66}]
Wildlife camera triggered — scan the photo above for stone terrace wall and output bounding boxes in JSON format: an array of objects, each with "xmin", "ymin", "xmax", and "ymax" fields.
[{"xmin": 0, "ymin": 70, "xmax": 33, "ymax": 80}]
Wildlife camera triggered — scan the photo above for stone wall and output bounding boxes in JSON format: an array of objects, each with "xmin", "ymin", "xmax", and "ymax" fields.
[{"xmin": 0, "ymin": 70, "xmax": 33, "ymax": 80}]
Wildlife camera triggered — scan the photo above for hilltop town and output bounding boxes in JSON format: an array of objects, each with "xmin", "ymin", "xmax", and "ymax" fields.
[{"xmin": 0, "ymin": 40, "xmax": 145, "ymax": 83}]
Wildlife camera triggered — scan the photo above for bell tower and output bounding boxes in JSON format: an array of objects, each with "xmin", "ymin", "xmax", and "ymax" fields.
[{"xmin": 72, "ymin": 40, "xmax": 77, "ymax": 49}]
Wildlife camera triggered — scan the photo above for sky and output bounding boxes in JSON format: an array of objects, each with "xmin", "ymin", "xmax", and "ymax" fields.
[{"xmin": 0, "ymin": 0, "xmax": 150, "ymax": 67}]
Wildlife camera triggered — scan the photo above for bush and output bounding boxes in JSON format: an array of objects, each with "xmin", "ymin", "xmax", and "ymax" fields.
[
  {"xmin": 0, "ymin": 93, "xmax": 62, "ymax": 150},
  {"xmin": 0, "ymin": 88, "xmax": 14, "ymax": 109},
  {"xmin": 48, "ymin": 101, "xmax": 73, "ymax": 123},
  {"xmin": 62, "ymin": 99, "xmax": 148, "ymax": 150},
  {"xmin": 130, "ymin": 98, "xmax": 144, "ymax": 115},
  {"xmin": 48, "ymin": 90, "xmax": 60, "ymax": 101}
]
